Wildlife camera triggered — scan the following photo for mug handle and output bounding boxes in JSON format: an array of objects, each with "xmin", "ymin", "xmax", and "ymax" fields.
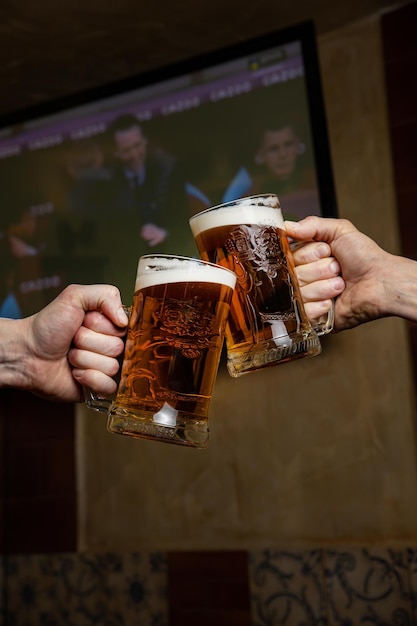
[
  {"xmin": 311, "ymin": 299, "xmax": 334, "ymax": 336},
  {"xmin": 83, "ymin": 305, "xmax": 131, "ymax": 413},
  {"xmin": 84, "ymin": 388, "xmax": 113, "ymax": 413}
]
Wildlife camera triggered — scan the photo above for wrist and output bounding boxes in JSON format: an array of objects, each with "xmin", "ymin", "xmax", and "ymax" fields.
[
  {"xmin": 379, "ymin": 253, "xmax": 417, "ymax": 322},
  {"xmin": 0, "ymin": 318, "xmax": 33, "ymax": 390}
]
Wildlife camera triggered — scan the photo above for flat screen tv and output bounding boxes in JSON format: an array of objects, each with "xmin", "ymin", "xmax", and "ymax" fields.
[{"xmin": 0, "ymin": 20, "xmax": 337, "ymax": 318}]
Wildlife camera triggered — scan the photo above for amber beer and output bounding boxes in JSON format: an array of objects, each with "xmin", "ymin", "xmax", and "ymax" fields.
[
  {"xmin": 189, "ymin": 194, "xmax": 321, "ymax": 377},
  {"xmin": 106, "ymin": 255, "xmax": 236, "ymax": 448}
]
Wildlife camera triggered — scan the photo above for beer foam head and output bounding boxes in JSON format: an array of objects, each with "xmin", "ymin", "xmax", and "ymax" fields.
[
  {"xmin": 135, "ymin": 255, "xmax": 237, "ymax": 291},
  {"xmin": 189, "ymin": 194, "xmax": 285, "ymax": 237}
]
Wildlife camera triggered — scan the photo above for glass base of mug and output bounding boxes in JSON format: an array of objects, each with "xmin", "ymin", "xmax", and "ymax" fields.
[
  {"xmin": 107, "ymin": 403, "xmax": 210, "ymax": 449},
  {"xmin": 227, "ymin": 329, "xmax": 322, "ymax": 378}
]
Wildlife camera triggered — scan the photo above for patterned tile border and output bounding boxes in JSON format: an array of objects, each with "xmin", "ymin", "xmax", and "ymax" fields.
[
  {"xmin": 324, "ymin": 547, "xmax": 413, "ymax": 625},
  {"xmin": 2, "ymin": 548, "xmax": 417, "ymax": 625},
  {"xmin": 0, "ymin": 552, "xmax": 168, "ymax": 626},
  {"xmin": 249, "ymin": 547, "xmax": 417, "ymax": 625},
  {"xmin": 249, "ymin": 549, "xmax": 327, "ymax": 625}
]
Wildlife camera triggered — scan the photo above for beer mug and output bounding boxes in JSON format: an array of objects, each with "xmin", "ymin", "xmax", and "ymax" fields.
[
  {"xmin": 86, "ymin": 254, "xmax": 236, "ymax": 448},
  {"xmin": 189, "ymin": 194, "xmax": 333, "ymax": 378}
]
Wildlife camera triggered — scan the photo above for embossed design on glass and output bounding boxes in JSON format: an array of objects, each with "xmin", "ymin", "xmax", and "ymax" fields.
[
  {"xmin": 87, "ymin": 254, "xmax": 236, "ymax": 448},
  {"xmin": 189, "ymin": 194, "xmax": 323, "ymax": 377},
  {"xmin": 157, "ymin": 298, "xmax": 215, "ymax": 357}
]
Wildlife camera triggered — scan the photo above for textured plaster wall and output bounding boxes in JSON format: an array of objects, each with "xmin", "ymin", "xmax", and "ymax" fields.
[{"xmin": 76, "ymin": 15, "xmax": 417, "ymax": 551}]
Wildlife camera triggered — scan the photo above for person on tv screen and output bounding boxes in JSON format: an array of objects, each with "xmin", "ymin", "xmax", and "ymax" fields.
[
  {"xmin": 106, "ymin": 113, "xmax": 186, "ymax": 247},
  {"xmin": 222, "ymin": 120, "xmax": 320, "ymax": 220},
  {"xmin": 64, "ymin": 114, "xmax": 197, "ymax": 301},
  {"xmin": 69, "ymin": 114, "xmax": 193, "ymax": 249}
]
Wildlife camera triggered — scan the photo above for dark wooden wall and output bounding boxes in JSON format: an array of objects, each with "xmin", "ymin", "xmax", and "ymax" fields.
[{"xmin": 0, "ymin": 390, "xmax": 76, "ymax": 554}]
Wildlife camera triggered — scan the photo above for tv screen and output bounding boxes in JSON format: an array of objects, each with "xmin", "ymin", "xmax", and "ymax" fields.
[{"xmin": 0, "ymin": 20, "xmax": 337, "ymax": 318}]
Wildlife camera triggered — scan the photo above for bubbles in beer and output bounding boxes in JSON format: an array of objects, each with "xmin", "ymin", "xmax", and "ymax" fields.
[{"xmin": 115, "ymin": 259, "xmax": 235, "ymax": 421}]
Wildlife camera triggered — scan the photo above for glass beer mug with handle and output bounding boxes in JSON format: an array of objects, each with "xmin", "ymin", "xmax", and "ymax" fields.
[
  {"xmin": 189, "ymin": 194, "xmax": 333, "ymax": 378},
  {"xmin": 85, "ymin": 254, "xmax": 236, "ymax": 449}
]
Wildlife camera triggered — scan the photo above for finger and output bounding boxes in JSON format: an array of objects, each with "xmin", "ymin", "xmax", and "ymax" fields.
[
  {"xmin": 295, "ymin": 257, "xmax": 341, "ymax": 285},
  {"xmin": 72, "ymin": 368, "xmax": 118, "ymax": 396},
  {"xmin": 73, "ymin": 325, "xmax": 125, "ymax": 358},
  {"xmin": 82, "ymin": 310, "xmax": 128, "ymax": 337},
  {"xmin": 68, "ymin": 346, "xmax": 121, "ymax": 377},
  {"xmin": 304, "ymin": 299, "xmax": 333, "ymax": 321},
  {"xmin": 300, "ymin": 276, "xmax": 345, "ymax": 303},
  {"xmin": 291, "ymin": 241, "xmax": 332, "ymax": 265}
]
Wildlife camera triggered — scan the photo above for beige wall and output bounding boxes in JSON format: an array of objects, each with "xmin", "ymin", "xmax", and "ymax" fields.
[{"xmin": 76, "ymin": 15, "xmax": 417, "ymax": 551}]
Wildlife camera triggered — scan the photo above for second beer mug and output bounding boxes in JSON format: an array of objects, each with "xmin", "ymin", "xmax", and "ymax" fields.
[
  {"xmin": 189, "ymin": 194, "xmax": 332, "ymax": 377},
  {"xmin": 86, "ymin": 254, "xmax": 236, "ymax": 448}
]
